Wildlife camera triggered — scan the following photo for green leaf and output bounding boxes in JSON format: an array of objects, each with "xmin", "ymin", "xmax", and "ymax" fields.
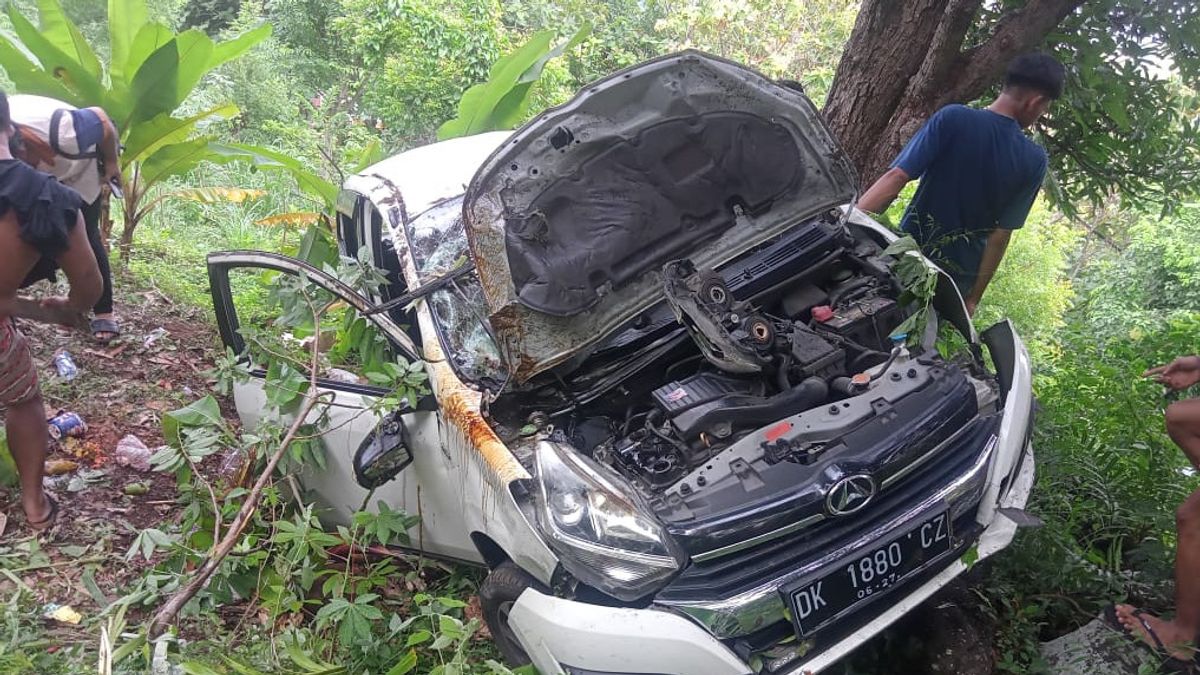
[
  {"xmin": 285, "ymin": 642, "xmax": 346, "ymax": 674},
  {"xmin": 123, "ymin": 22, "xmax": 172, "ymax": 86},
  {"xmin": 404, "ymin": 630, "xmax": 432, "ymax": 647},
  {"xmin": 6, "ymin": 5, "xmax": 104, "ymax": 103},
  {"xmin": 352, "ymin": 139, "xmax": 384, "ymax": 174},
  {"xmin": 108, "ymin": 0, "xmax": 148, "ymax": 84},
  {"xmin": 35, "ymin": 0, "xmax": 101, "ymax": 78},
  {"xmin": 437, "ymin": 31, "xmax": 556, "ymax": 140},
  {"xmin": 264, "ymin": 360, "xmax": 307, "ymax": 411},
  {"xmin": 126, "ymin": 36, "xmax": 179, "ymax": 127},
  {"xmin": 385, "ymin": 649, "xmax": 418, "ymax": 675},
  {"xmin": 438, "ymin": 614, "xmax": 464, "ymax": 638},
  {"xmin": 491, "ymin": 24, "xmax": 592, "ymax": 129},
  {"xmin": 170, "ymin": 30, "xmax": 216, "ymax": 108},
  {"xmin": 222, "ymin": 657, "xmax": 268, "ymax": 675},
  {"xmin": 962, "ymin": 544, "xmax": 980, "ymax": 569},
  {"xmin": 128, "ymin": 31, "xmax": 215, "ymax": 125},
  {"xmin": 138, "ymin": 137, "xmax": 216, "ymax": 189},
  {"xmin": 207, "ymin": 142, "xmax": 338, "ymax": 208},
  {"xmin": 1102, "ymin": 95, "xmax": 1131, "ymax": 131},
  {"xmin": 162, "ymin": 395, "xmax": 223, "ymax": 447},
  {"xmin": 121, "ymin": 103, "xmax": 239, "ymax": 170},
  {"xmin": 210, "ymin": 23, "xmax": 271, "ymax": 70},
  {"xmin": 179, "ymin": 663, "xmax": 225, "ymax": 675},
  {"xmin": 0, "ymin": 36, "xmax": 75, "ymax": 101}
]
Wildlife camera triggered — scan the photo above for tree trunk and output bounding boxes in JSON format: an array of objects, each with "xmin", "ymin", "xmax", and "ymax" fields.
[
  {"xmin": 99, "ymin": 190, "xmax": 113, "ymax": 244},
  {"xmin": 824, "ymin": 0, "xmax": 1087, "ymax": 187}
]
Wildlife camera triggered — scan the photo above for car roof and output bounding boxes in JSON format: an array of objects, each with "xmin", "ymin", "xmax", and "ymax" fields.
[{"xmin": 342, "ymin": 131, "xmax": 512, "ymax": 227}]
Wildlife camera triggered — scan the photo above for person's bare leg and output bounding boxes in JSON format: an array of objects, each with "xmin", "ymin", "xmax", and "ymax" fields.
[
  {"xmin": 6, "ymin": 392, "xmax": 50, "ymax": 524},
  {"xmin": 1166, "ymin": 399, "xmax": 1200, "ymax": 470},
  {"xmin": 1114, "ymin": 401, "xmax": 1200, "ymax": 660}
]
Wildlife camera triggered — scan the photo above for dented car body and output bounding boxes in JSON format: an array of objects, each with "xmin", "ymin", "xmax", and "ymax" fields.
[{"xmin": 209, "ymin": 52, "xmax": 1035, "ymax": 674}]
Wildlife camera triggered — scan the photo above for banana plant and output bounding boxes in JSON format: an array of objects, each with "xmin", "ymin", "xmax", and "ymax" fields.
[{"xmin": 0, "ymin": 0, "xmax": 271, "ymax": 256}]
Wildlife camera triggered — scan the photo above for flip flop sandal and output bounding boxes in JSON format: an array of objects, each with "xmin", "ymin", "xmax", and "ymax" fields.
[
  {"xmin": 1103, "ymin": 604, "xmax": 1133, "ymax": 636},
  {"xmin": 27, "ymin": 494, "xmax": 58, "ymax": 531},
  {"xmin": 1103, "ymin": 605, "xmax": 1199, "ymax": 673},
  {"xmin": 90, "ymin": 318, "xmax": 121, "ymax": 344}
]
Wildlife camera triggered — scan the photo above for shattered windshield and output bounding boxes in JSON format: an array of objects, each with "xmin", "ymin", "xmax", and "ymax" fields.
[{"xmin": 404, "ymin": 197, "xmax": 506, "ymax": 386}]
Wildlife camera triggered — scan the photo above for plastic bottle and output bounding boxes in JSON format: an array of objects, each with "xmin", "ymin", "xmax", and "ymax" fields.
[{"xmin": 53, "ymin": 352, "xmax": 78, "ymax": 381}]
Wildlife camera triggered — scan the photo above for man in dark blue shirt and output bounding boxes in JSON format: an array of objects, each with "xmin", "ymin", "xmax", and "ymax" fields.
[{"xmin": 858, "ymin": 53, "xmax": 1065, "ymax": 315}]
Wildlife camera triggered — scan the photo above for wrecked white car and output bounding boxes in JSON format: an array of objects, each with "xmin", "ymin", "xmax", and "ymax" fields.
[{"xmin": 209, "ymin": 51, "xmax": 1035, "ymax": 674}]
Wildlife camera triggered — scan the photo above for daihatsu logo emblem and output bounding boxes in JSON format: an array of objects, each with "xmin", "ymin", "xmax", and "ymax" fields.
[{"xmin": 826, "ymin": 474, "xmax": 876, "ymax": 516}]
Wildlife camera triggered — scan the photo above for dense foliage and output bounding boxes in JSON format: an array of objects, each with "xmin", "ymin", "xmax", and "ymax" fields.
[{"xmin": 824, "ymin": 0, "xmax": 1200, "ymax": 215}]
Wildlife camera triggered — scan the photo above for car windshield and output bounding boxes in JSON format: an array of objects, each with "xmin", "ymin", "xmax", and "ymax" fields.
[{"xmin": 404, "ymin": 196, "xmax": 506, "ymax": 386}]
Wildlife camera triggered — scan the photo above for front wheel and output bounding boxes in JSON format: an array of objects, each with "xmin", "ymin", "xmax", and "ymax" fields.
[{"xmin": 479, "ymin": 562, "xmax": 546, "ymax": 666}]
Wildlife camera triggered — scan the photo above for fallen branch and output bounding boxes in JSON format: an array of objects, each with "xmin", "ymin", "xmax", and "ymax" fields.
[
  {"xmin": 146, "ymin": 389, "xmax": 327, "ymax": 637},
  {"xmin": 147, "ymin": 286, "xmax": 331, "ymax": 638}
]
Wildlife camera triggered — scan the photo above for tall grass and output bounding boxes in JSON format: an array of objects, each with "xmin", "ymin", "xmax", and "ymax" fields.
[{"xmin": 121, "ymin": 162, "xmax": 315, "ymax": 311}]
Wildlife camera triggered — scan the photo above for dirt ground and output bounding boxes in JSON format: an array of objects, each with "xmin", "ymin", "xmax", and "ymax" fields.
[{"xmin": 0, "ymin": 276, "xmax": 230, "ymax": 653}]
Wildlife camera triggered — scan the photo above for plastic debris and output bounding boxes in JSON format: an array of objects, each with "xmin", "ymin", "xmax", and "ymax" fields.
[
  {"xmin": 53, "ymin": 352, "xmax": 78, "ymax": 381},
  {"xmin": 47, "ymin": 411, "xmax": 87, "ymax": 440},
  {"xmin": 325, "ymin": 368, "xmax": 360, "ymax": 384},
  {"xmin": 114, "ymin": 435, "xmax": 152, "ymax": 472},
  {"xmin": 44, "ymin": 459, "xmax": 79, "ymax": 476},
  {"xmin": 43, "ymin": 604, "xmax": 82, "ymax": 625},
  {"xmin": 67, "ymin": 467, "xmax": 108, "ymax": 493},
  {"xmin": 217, "ymin": 447, "xmax": 247, "ymax": 484},
  {"xmin": 123, "ymin": 482, "xmax": 150, "ymax": 496},
  {"xmin": 143, "ymin": 327, "xmax": 168, "ymax": 349}
]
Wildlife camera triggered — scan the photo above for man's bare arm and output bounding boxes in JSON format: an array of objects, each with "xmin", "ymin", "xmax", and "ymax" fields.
[
  {"xmin": 857, "ymin": 167, "xmax": 911, "ymax": 215},
  {"xmin": 964, "ymin": 228, "xmax": 1012, "ymax": 316},
  {"xmin": 53, "ymin": 211, "xmax": 102, "ymax": 313},
  {"xmin": 85, "ymin": 106, "xmax": 121, "ymax": 182}
]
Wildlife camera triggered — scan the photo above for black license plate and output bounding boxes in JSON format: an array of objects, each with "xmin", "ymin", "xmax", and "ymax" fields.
[{"xmin": 784, "ymin": 509, "xmax": 953, "ymax": 636}]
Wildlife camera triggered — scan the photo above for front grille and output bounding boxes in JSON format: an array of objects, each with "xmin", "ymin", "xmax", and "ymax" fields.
[{"xmin": 656, "ymin": 415, "xmax": 998, "ymax": 605}]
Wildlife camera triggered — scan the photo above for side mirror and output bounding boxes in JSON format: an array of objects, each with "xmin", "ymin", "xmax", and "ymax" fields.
[{"xmin": 353, "ymin": 413, "xmax": 413, "ymax": 489}]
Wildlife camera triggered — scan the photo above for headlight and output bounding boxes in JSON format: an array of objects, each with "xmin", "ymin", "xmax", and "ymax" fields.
[{"xmin": 534, "ymin": 441, "xmax": 682, "ymax": 600}]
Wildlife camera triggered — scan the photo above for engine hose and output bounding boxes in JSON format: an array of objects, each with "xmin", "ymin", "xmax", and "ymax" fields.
[
  {"xmin": 869, "ymin": 345, "xmax": 902, "ymax": 382},
  {"xmin": 776, "ymin": 352, "xmax": 794, "ymax": 392},
  {"xmin": 685, "ymin": 377, "xmax": 829, "ymax": 440},
  {"xmin": 646, "ymin": 410, "xmax": 691, "ymax": 453},
  {"xmin": 829, "ymin": 277, "xmax": 874, "ymax": 306}
]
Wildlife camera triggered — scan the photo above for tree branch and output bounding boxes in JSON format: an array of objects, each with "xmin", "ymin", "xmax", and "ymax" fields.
[
  {"xmin": 147, "ymin": 289, "xmax": 333, "ymax": 638},
  {"xmin": 949, "ymin": 0, "xmax": 1086, "ymax": 102}
]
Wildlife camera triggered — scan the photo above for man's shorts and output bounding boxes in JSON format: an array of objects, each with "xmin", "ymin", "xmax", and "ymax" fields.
[{"xmin": 0, "ymin": 319, "xmax": 38, "ymax": 407}]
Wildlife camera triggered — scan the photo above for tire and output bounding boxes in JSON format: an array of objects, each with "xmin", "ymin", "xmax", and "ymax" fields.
[{"xmin": 479, "ymin": 562, "xmax": 546, "ymax": 666}]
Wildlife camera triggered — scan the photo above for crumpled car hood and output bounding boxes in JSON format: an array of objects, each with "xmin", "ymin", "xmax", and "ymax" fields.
[{"xmin": 464, "ymin": 50, "xmax": 858, "ymax": 383}]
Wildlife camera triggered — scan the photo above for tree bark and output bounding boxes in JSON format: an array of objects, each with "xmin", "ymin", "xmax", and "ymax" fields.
[{"xmin": 824, "ymin": 0, "xmax": 1087, "ymax": 187}]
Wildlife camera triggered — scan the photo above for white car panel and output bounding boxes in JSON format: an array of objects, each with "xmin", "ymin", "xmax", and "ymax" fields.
[{"xmin": 509, "ymin": 448, "xmax": 1035, "ymax": 675}]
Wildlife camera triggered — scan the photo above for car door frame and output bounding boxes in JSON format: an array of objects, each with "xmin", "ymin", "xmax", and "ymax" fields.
[{"xmin": 205, "ymin": 249, "xmax": 485, "ymax": 564}]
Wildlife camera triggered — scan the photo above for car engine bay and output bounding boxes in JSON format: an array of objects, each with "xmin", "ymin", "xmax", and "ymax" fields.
[{"xmin": 491, "ymin": 214, "xmax": 999, "ymax": 504}]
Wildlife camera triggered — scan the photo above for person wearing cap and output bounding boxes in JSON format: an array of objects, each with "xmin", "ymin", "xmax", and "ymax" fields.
[
  {"xmin": 857, "ymin": 53, "xmax": 1065, "ymax": 316},
  {"xmin": 0, "ymin": 90, "xmax": 101, "ymax": 530},
  {"xmin": 8, "ymin": 94, "xmax": 122, "ymax": 343}
]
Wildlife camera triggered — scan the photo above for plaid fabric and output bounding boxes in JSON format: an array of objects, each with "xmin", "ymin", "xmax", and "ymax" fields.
[{"xmin": 0, "ymin": 319, "xmax": 38, "ymax": 407}]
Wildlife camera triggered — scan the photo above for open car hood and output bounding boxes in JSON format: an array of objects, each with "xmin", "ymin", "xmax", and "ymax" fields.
[{"xmin": 464, "ymin": 50, "xmax": 858, "ymax": 383}]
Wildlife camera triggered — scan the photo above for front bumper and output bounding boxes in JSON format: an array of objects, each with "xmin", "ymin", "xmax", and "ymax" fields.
[{"xmin": 509, "ymin": 444, "xmax": 1036, "ymax": 675}]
